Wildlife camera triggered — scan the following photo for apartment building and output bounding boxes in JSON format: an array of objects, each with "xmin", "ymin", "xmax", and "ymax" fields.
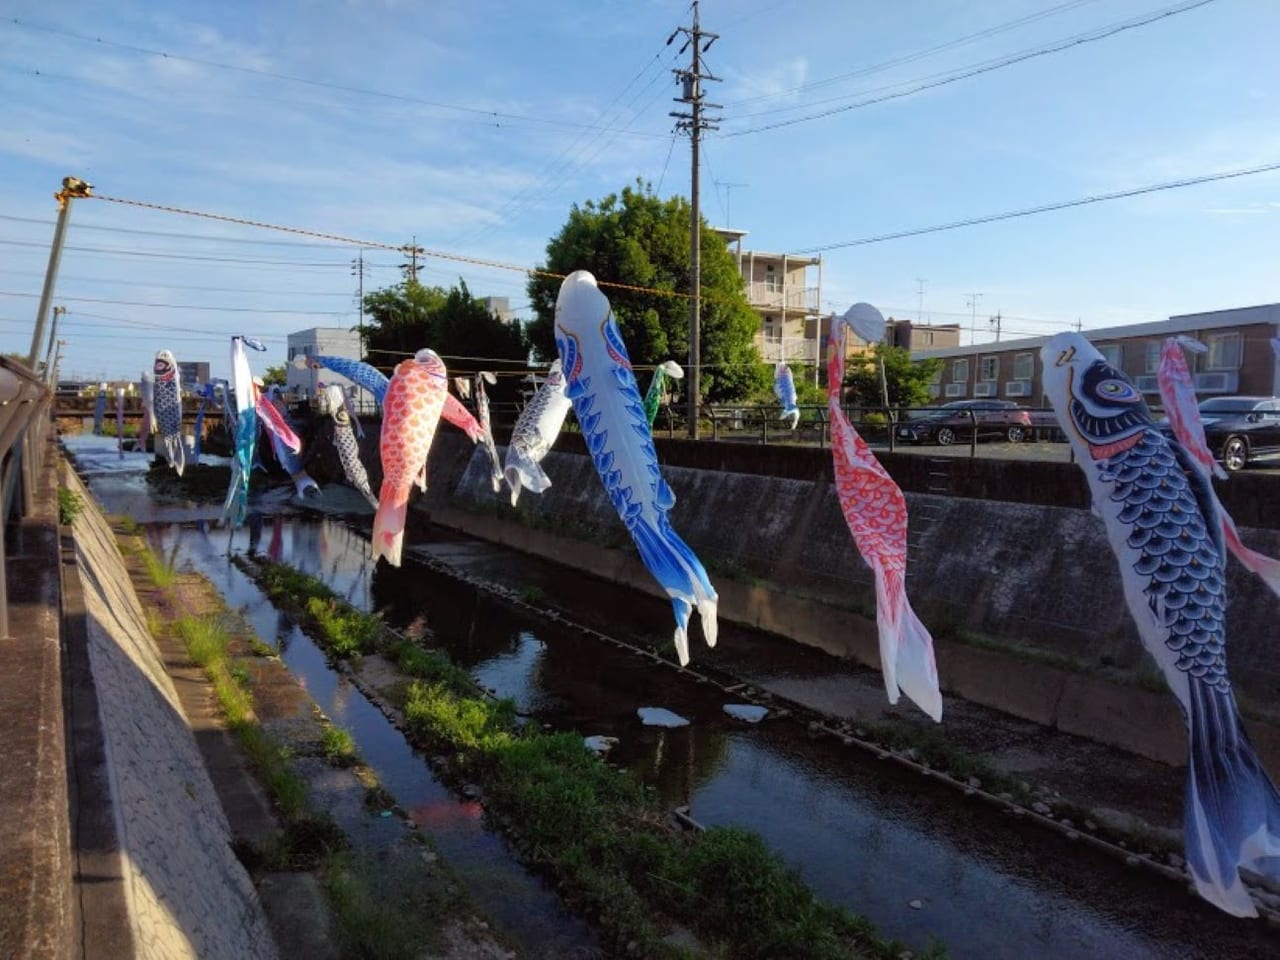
[
  {"xmin": 913, "ymin": 303, "xmax": 1280, "ymax": 406},
  {"xmin": 286, "ymin": 327, "xmax": 363, "ymax": 402},
  {"xmin": 716, "ymin": 228, "xmax": 822, "ymax": 368}
]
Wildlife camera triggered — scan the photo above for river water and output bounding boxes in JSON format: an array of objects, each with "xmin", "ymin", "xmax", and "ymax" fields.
[{"xmin": 64, "ymin": 434, "xmax": 1280, "ymax": 960}]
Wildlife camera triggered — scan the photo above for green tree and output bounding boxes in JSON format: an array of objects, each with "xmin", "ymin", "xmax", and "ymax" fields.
[
  {"xmin": 526, "ymin": 181, "xmax": 768, "ymax": 402},
  {"xmin": 262, "ymin": 364, "xmax": 287, "ymax": 386},
  {"xmin": 842, "ymin": 344, "xmax": 942, "ymax": 410},
  {"xmin": 362, "ymin": 278, "xmax": 528, "ymax": 401}
]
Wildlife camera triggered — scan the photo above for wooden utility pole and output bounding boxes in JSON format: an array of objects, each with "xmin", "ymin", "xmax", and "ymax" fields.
[
  {"xmin": 670, "ymin": 1, "xmax": 720, "ymax": 439},
  {"xmin": 352, "ymin": 250, "xmax": 369, "ymax": 358}
]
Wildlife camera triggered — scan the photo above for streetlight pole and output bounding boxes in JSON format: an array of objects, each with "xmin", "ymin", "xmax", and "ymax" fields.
[{"xmin": 29, "ymin": 178, "xmax": 92, "ymax": 369}]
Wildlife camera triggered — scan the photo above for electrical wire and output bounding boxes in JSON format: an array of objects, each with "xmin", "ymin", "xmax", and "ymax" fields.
[
  {"xmin": 0, "ymin": 289, "xmax": 352, "ymax": 316},
  {"xmin": 0, "ymin": 237, "xmax": 359, "ymax": 267},
  {"xmin": 0, "ymin": 213, "xmax": 343, "ymax": 248},
  {"xmin": 797, "ymin": 159, "xmax": 1280, "ymax": 252},
  {"xmin": 5, "ymin": 17, "xmax": 672, "ymax": 141},
  {"xmin": 724, "ymin": 0, "xmax": 1102, "ymax": 107},
  {"xmin": 720, "ymin": 0, "xmax": 1221, "ymax": 137}
]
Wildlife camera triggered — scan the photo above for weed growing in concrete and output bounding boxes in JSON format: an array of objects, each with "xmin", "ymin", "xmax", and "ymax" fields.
[
  {"xmin": 305, "ymin": 596, "xmax": 382, "ymax": 658},
  {"xmin": 57, "ymin": 486, "xmax": 84, "ymax": 525},
  {"xmin": 141, "ymin": 548, "xmax": 177, "ymax": 589},
  {"xmin": 321, "ymin": 725, "xmax": 359, "ymax": 767},
  {"xmin": 177, "ymin": 615, "xmax": 229, "ymax": 668},
  {"xmin": 519, "ymin": 584, "xmax": 547, "ymax": 604},
  {"xmin": 324, "ymin": 852, "xmax": 454, "ymax": 959}
]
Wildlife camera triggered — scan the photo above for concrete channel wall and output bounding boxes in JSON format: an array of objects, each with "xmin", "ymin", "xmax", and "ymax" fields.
[
  {"xmin": 413, "ymin": 432, "xmax": 1280, "ymax": 771},
  {"xmin": 62, "ymin": 468, "xmax": 277, "ymax": 960}
]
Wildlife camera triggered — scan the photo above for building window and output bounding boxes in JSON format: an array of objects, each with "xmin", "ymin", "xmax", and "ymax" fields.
[
  {"xmin": 978, "ymin": 355, "xmax": 998, "ymax": 381},
  {"xmin": 1099, "ymin": 343, "xmax": 1122, "ymax": 368},
  {"xmin": 287, "ymin": 347, "xmax": 296, "ymax": 361},
  {"xmin": 952, "ymin": 358, "xmax": 969, "ymax": 383},
  {"xmin": 1145, "ymin": 340, "xmax": 1162, "ymax": 373},
  {"xmin": 1205, "ymin": 332, "xmax": 1242, "ymax": 370},
  {"xmin": 1012, "ymin": 352, "xmax": 1033, "ymax": 380},
  {"xmin": 764, "ymin": 264, "xmax": 782, "ymax": 293}
]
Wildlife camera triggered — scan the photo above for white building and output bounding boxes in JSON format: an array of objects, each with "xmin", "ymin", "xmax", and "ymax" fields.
[{"xmin": 285, "ymin": 327, "xmax": 369, "ymax": 406}]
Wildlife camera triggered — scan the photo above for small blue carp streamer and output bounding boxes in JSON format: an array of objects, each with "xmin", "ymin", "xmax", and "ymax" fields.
[{"xmin": 773, "ymin": 362, "xmax": 799, "ymax": 429}]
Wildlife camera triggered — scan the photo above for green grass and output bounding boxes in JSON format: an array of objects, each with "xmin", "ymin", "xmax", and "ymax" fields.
[
  {"xmin": 321, "ymin": 725, "xmax": 359, "ymax": 767},
  {"xmin": 324, "ymin": 853, "xmax": 456, "ymax": 960},
  {"xmin": 57, "ymin": 486, "xmax": 84, "ymax": 525},
  {"xmin": 141, "ymin": 547, "xmax": 178, "ymax": 588},
  {"xmin": 240, "ymin": 557, "xmax": 913, "ymax": 959},
  {"xmin": 518, "ymin": 584, "xmax": 547, "ymax": 604}
]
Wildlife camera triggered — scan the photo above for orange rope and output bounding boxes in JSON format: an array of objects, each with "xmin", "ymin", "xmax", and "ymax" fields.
[{"xmin": 89, "ymin": 194, "xmax": 700, "ymax": 302}]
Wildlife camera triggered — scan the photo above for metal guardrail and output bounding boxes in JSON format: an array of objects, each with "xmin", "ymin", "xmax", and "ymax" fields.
[{"xmin": 0, "ymin": 357, "xmax": 53, "ymax": 637}]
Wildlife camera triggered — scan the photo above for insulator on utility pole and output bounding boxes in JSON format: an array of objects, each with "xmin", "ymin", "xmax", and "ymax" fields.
[{"xmin": 669, "ymin": 0, "xmax": 721, "ymax": 440}]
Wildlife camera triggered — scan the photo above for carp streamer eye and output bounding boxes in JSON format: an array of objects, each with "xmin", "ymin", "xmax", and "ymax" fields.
[
  {"xmin": 1097, "ymin": 378, "xmax": 1139, "ymax": 402},
  {"xmin": 1055, "ymin": 346, "xmax": 1076, "ymax": 367}
]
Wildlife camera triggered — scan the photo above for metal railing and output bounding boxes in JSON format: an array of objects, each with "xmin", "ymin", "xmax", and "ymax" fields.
[{"xmin": 0, "ymin": 357, "xmax": 53, "ymax": 637}]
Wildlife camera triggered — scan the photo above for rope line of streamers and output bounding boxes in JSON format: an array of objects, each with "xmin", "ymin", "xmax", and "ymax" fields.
[{"xmin": 90, "ymin": 195, "xmax": 702, "ymax": 303}]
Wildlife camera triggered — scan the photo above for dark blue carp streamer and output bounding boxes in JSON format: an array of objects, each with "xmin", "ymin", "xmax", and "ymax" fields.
[
  {"xmin": 1043, "ymin": 332, "xmax": 1280, "ymax": 917},
  {"xmin": 553, "ymin": 270, "xmax": 718, "ymax": 667}
]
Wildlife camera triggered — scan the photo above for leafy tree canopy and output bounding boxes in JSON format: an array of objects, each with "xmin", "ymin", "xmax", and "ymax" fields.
[
  {"xmin": 526, "ymin": 181, "xmax": 768, "ymax": 402},
  {"xmin": 362, "ymin": 279, "xmax": 528, "ymax": 400},
  {"xmin": 262, "ymin": 364, "xmax": 287, "ymax": 386},
  {"xmin": 841, "ymin": 344, "xmax": 943, "ymax": 410}
]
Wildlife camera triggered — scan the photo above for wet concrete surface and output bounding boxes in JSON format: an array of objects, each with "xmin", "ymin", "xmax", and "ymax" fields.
[{"xmin": 67, "ymin": 434, "xmax": 1280, "ymax": 960}]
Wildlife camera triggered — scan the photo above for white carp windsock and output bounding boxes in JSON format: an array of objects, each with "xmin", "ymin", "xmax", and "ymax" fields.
[
  {"xmin": 1158, "ymin": 337, "xmax": 1280, "ymax": 598},
  {"xmin": 324, "ymin": 383, "xmax": 378, "ymax": 508},
  {"xmin": 115, "ymin": 387, "xmax": 125, "ymax": 459},
  {"xmin": 153, "ymin": 350, "xmax": 185, "ymax": 476},
  {"xmin": 642, "ymin": 360, "xmax": 684, "ymax": 427},
  {"xmin": 774, "ymin": 362, "xmax": 800, "ymax": 430},
  {"xmin": 828, "ymin": 304, "xmax": 941, "ymax": 721},
  {"xmin": 222, "ymin": 337, "xmax": 264, "ymax": 527},
  {"xmin": 139, "ymin": 372, "xmax": 155, "ymax": 447},
  {"xmin": 372, "ymin": 349, "xmax": 449, "ymax": 567},
  {"xmin": 1043, "ymin": 332, "xmax": 1280, "ymax": 917},
  {"xmin": 504, "ymin": 361, "xmax": 573, "ymax": 506},
  {"xmin": 554, "ymin": 270, "xmax": 718, "ymax": 666},
  {"xmin": 474, "ymin": 371, "xmax": 504, "ymax": 493}
]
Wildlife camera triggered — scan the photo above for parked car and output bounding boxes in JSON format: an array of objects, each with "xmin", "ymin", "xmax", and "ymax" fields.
[
  {"xmin": 1160, "ymin": 396, "xmax": 1280, "ymax": 472},
  {"xmin": 895, "ymin": 399, "xmax": 1033, "ymax": 446}
]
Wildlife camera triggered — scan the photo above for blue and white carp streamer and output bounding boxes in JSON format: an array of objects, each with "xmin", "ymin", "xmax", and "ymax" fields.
[
  {"xmin": 553, "ymin": 270, "xmax": 718, "ymax": 667},
  {"xmin": 1043, "ymin": 332, "xmax": 1280, "ymax": 917},
  {"xmin": 503, "ymin": 361, "xmax": 573, "ymax": 507},
  {"xmin": 773, "ymin": 362, "xmax": 799, "ymax": 429}
]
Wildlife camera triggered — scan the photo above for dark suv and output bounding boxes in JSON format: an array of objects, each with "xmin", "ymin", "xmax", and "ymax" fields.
[
  {"xmin": 896, "ymin": 399, "xmax": 1033, "ymax": 446},
  {"xmin": 1165, "ymin": 396, "xmax": 1280, "ymax": 472}
]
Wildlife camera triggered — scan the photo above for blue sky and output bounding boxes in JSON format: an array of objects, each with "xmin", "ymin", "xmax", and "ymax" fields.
[{"xmin": 1, "ymin": 0, "xmax": 1277, "ymax": 382}]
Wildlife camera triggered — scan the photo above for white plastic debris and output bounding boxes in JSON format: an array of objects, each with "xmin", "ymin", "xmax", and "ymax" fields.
[
  {"xmin": 637, "ymin": 707, "xmax": 690, "ymax": 728},
  {"xmin": 583, "ymin": 735, "xmax": 619, "ymax": 755},
  {"xmin": 723, "ymin": 704, "xmax": 768, "ymax": 723}
]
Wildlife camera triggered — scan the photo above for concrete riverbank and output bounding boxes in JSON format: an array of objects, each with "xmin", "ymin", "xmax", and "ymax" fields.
[{"xmin": 410, "ymin": 431, "xmax": 1280, "ymax": 772}]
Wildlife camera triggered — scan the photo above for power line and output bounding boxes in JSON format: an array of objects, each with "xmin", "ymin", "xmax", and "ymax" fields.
[
  {"xmin": 798, "ymin": 159, "xmax": 1280, "ymax": 253},
  {"xmin": 0, "ymin": 289, "xmax": 352, "ymax": 316},
  {"xmin": 720, "ymin": 0, "xmax": 1221, "ymax": 137},
  {"xmin": 0, "ymin": 213, "xmax": 342, "ymax": 248},
  {"xmin": 5, "ymin": 17, "xmax": 672, "ymax": 141},
  {"xmin": 0, "ymin": 237, "xmax": 357, "ymax": 267},
  {"xmin": 724, "ymin": 0, "xmax": 1102, "ymax": 108},
  {"xmin": 0, "ymin": 266, "xmax": 359, "ymax": 297}
]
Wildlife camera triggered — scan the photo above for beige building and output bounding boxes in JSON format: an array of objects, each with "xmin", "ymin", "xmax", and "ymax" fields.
[
  {"xmin": 912, "ymin": 303, "xmax": 1280, "ymax": 405},
  {"xmin": 716, "ymin": 228, "xmax": 822, "ymax": 370}
]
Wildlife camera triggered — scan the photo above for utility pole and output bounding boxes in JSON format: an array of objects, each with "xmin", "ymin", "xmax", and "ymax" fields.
[
  {"xmin": 915, "ymin": 278, "xmax": 927, "ymax": 323},
  {"xmin": 43, "ymin": 305, "xmax": 65, "ymax": 380},
  {"xmin": 29, "ymin": 177, "xmax": 92, "ymax": 369},
  {"xmin": 400, "ymin": 236, "xmax": 424, "ymax": 283},
  {"xmin": 352, "ymin": 251, "xmax": 369, "ymax": 358},
  {"xmin": 670, "ymin": 0, "xmax": 720, "ymax": 439},
  {"xmin": 990, "ymin": 310, "xmax": 1003, "ymax": 342},
  {"xmin": 965, "ymin": 293, "xmax": 983, "ymax": 346}
]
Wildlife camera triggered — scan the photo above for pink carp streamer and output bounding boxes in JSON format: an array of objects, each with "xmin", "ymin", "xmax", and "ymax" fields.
[
  {"xmin": 1158, "ymin": 337, "xmax": 1280, "ymax": 598},
  {"xmin": 827, "ymin": 304, "xmax": 941, "ymax": 721}
]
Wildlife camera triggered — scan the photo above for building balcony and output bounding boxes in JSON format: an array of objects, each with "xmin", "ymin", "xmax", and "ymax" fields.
[
  {"xmin": 745, "ymin": 282, "xmax": 819, "ymax": 312},
  {"xmin": 757, "ymin": 335, "xmax": 818, "ymax": 363}
]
